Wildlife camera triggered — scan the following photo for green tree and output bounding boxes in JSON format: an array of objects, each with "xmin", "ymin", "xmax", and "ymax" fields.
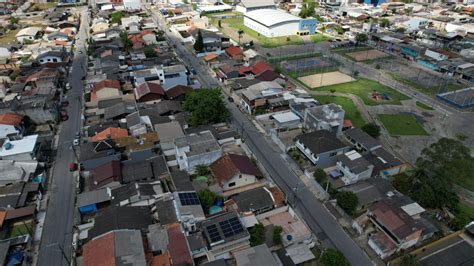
[
  {"xmin": 194, "ymin": 164, "xmax": 209, "ymax": 176},
  {"xmin": 380, "ymin": 18, "xmax": 391, "ymax": 28},
  {"xmin": 143, "ymin": 46, "xmax": 157, "ymax": 58},
  {"xmin": 110, "ymin": 11, "xmax": 125, "ymax": 24},
  {"xmin": 272, "ymin": 226, "xmax": 283, "ymax": 246},
  {"xmin": 395, "ymin": 27, "xmax": 406, "ymax": 33},
  {"xmin": 249, "ymin": 223, "xmax": 265, "ymax": 246},
  {"xmin": 183, "ymin": 89, "xmax": 230, "ymax": 127},
  {"xmin": 193, "ymin": 30, "xmax": 204, "ymax": 52},
  {"xmin": 9, "ymin": 16, "xmax": 18, "ymax": 25},
  {"xmin": 355, "ymin": 33, "xmax": 368, "ymax": 45},
  {"xmin": 400, "ymin": 254, "xmax": 420, "ymax": 266},
  {"xmin": 450, "ymin": 212, "xmax": 470, "ymax": 231},
  {"xmin": 120, "ymin": 31, "xmax": 132, "ymax": 51},
  {"xmin": 218, "ymin": 19, "xmax": 222, "ymax": 28},
  {"xmin": 198, "ymin": 189, "xmax": 221, "ymax": 214},
  {"xmin": 238, "ymin": 29, "xmax": 244, "ymax": 45},
  {"xmin": 336, "ymin": 191, "xmax": 359, "ymax": 215},
  {"xmin": 361, "ymin": 123, "xmax": 381, "ymax": 138},
  {"xmin": 320, "ymin": 248, "xmax": 350, "ymax": 266},
  {"xmin": 313, "ymin": 168, "xmax": 327, "ymax": 183}
]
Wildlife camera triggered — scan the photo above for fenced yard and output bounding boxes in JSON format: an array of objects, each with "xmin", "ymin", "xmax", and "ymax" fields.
[{"xmin": 298, "ymin": 71, "xmax": 355, "ymax": 88}]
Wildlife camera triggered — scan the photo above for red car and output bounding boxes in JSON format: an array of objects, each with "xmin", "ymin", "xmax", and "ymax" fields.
[
  {"xmin": 61, "ymin": 100, "xmax": 69, "ymax": 107},
  {"xmin": 61, "ymin": 111, "xmax": 68, "ymax": 121},
  {"xmin": 69, "ymin": 163, "xmax": 78, "ymax": 172}
]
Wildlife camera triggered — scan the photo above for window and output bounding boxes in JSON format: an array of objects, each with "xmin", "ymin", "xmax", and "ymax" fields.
[
  {"xmin": 239, "ymin": 174, "xmax": 242, "ymax": 179},
  {"xmin": 228, "ymin": 182, "xmax": 236, "ymax": 187},
  {"xmin": 330, "ymin": 152, "xmax": 338, "ymax": 157}
]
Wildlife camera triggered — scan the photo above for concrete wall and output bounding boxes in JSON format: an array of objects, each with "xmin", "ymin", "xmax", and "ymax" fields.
[
  {"xmin": 222, "ymin": 173, "xmax": 257, "ymax": 191},
  {"xmin": 244, "ymin": 17, "xmax": 300, "ymax": 37}
]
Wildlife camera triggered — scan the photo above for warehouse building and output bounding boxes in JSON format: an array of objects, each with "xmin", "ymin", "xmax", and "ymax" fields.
[
  {"xmin": 244, "ymin": 9, "xmax": 317, "ymax": 37},
  {"xmin": 236, "ymin": 0, "xmax": 276, "ymax": 13}
]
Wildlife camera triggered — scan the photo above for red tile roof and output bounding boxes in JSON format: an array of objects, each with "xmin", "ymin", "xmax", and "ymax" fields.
[
  {"xmin": 166, "ymin": 223, "xmax": 192, "ymax": 265},
  {"xmin": 0, "ymin": 113, "xmax": 23, "ymax": 126},
  {"xmin": 92, "ymin": 79, "xmax": 121, "ymax": 92},
  {"xmin": 203, "ymin": 53, "xmax": 218, "ymax": 62},
  {"xmin": 251, "ymin": 61, "xmax": 272, "ymax": 75},
  {"xmin": 210, "ymin": 153, "xmax": 262, "ymax": 184},
  {"xmin": 134, "ymin": 82, "xmax": 165, "ymax": 100},
  {"xmin": 239, "ymin": 66, "xmax": 253, "ymax": 75},
  {"xmin": 257, "ymin": 69, "xmax": 279, "ymax": 81},
  {"xmin": 25, "ymin": 68, "xmax": 58, "ymax": 83},
  {"xmin": 165, "ymin": 85, "xmax": 192, "ymax": 99},
  {"xmin": 83, "ymin": 231, "xmax": 115, "ymax": 266},
  {"xmin": 225, "ymin": 46, "xmax": 243, "ymax": 57},
  {"xmin": 91, "ymin": 127, "xmax": 128, "ymax": 142},
  {"xmin": 0, "ymin": 211, "xmax": 5, "ymax": 228},
  {"xmin": 151, "ymin": 252, "xmax": 171, "ymax": 266},
  {"xmin": 4, "ymin": 206, "xmax": 36, "ymax": 220},
  {"xmin": 343, "ymin": 119, "xmax": 353, "ymax": 129},
  {"xmin": 100, "ymin": 49, "xmax": 113, "ymax": 58}
]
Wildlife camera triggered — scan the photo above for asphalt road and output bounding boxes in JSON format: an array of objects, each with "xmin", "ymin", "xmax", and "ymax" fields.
[
  {"xmin": 150, "ymin": 8, "xmax": 373, "ymax": 265},
  {"xmin": 37, "ymin": 8, "xmax": 89, "ymax": 266}
]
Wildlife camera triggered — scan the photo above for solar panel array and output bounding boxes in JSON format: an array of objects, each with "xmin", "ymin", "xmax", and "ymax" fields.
[
  {"xmin": 178, "ymin": 192, "xmax": 200, "ymax": 206},
  {"xmin": 206, "ymin": 224, "xmax": 222, "ymax": 243},
  {"xmin": 219, "ymin": 217, "xmax": 244, "ymax": 238}
]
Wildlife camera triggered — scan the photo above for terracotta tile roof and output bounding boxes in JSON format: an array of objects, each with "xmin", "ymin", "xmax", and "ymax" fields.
[
  {"xmin": 151, "ymin": 252, "xmax": 171, "ymax": 266},
  {"xmin": 203, "ymin": 53, "xmax": 218, "ymax": 62},
  {"xmin": 225, "ymin": 46, "xmax": 243, "ymax": 57},
  {"xmin": 251, "ymin": 61, "xmax": 272, "ymax": 75},
  {"xmin": 0, "ymin": 113, "xmax": 23, "ymax": 126},
  {"xmin": 54, "ymin": 40, "xmax": 68, "ymax": 46},
  {"xmin": 343, "ymin": 119, "xmax": 353, "ymax": 128},
  {"xmin": 370, "ymin": 200, "xmax": 421, "ymax": 240},
  {"xmin": 134, "ymin": 82, "xmax": 165, "ymax": 100},
  {"xmin": 25, "ymin": 68, "xmax": 58, "ymax": 83},
  {"xmin": 100, "ymin": 49, "xmax": 113, "ymax": 58},
  {"xmin": 166, "ymin": 223, "xmax": 192, "ymax": 265},
  {"xmin": 268, "ymin": 186, "xmax": 285, "ymax": 207},
  {"xmin": 90, "ymin": 160, "xmax": 122, "ymax": 190},
  {"xmin": 91, "ymin": 127, "xmax": 128, "ymax": 142},
  {"xmin": 92, "ymin": 79, "xmax": 121, "ymax": 92},
  {"xmin": 0, "ymin": 211, "xmax": 5, "ymax": 228},
  {"xmin": 83, "ymin": 231, "xmax": 115, "ymax": 266},
  {"xmin": 239, "ymin": 66, "xmax": 253, "ymax": 75},
  {"xmin": 165, "ymin": 85, "xmax": 192, "ymax": 99},
  {"xmin": 210, "ymin": 153, "xmax": 262, "ymax": 184}
]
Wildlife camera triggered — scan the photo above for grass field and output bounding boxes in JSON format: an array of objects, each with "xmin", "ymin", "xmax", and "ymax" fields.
[
  {"xmin": 314, "ymin": 95, "xmax": 366, "ymax": 128},
  {"xmin": 459, "ymin": 202, "xmax": 474, "ymax": 219},
  {"xmin": 28, "ymin": 2, "xmax": 57, "ymax": 11},
  {"xmin": 315, "ymin": 78, "xmax": 410, "ymax": 106},
  {"xmin": 416, "ymin": 101, "xmax": 435, "ymax": 111},
  {"xmin": 310, "ymin": 34, "xmax": 332, "ymax": 43},
  {"xmin": 388, "ymin": 73, "xmax": 463, "ymax": 97},
  {"xmin": 0, "ymin": 29, "xmax": 20, "ymax": 45},
  {"xmin": 9, "ymin": 222, "xmax": 34, "ymax": 238},
  {"xmin": 378, "ymin": 114, "xmax": 429, "ymax": 136},
  {"xmin": 210, "ymin": 16, "xmax": 304, "ymax": 48}
]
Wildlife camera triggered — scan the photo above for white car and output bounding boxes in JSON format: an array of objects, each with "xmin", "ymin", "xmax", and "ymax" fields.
[{"xmin": 73, "ymin": 138, "xmax": 80, "ymax": 146}]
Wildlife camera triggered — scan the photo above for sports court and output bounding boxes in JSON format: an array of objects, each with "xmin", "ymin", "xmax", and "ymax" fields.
[
  {"xmin": 298, "ymin": 71, "xmax": 355, "ymax": 88},
  {"xmin": 281, "ymin": 57, "xmax": 337, "ymax": 74},
  {"xmin": 346, "ymin": 49, "xmax": 389, "ymax": 61}
]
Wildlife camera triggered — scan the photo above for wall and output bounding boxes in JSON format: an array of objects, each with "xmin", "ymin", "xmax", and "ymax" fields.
[
  {"xmin": 244, "ymin": 17, "xmax": 300, "ymax": 37},
  {"xmin": 222, "ymin": 173, "xmax": 257, "ymax": 191},
  {"xmin": 186, "ymin": 149, "xmax": 223, "ymax": 173},
  {"xmin": 38, "ymin": 56, "xmax": 62, "ymax": 64}
]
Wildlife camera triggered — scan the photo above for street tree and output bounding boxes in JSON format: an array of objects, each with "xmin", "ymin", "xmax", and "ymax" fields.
[
  {"xmin": 320, "ymin": 248, "xmax": 350, "ymax": 266},
  {"xmin": 355, "ymin": 33, "xmax": 368, "ymax": 45},
  {"xmin": 336, "ymin": 191, "xmax": 359, "ymax": 215},
  {"xmin": 249, "ymin": 223, "xmax": 265, "ymax": 246},
  {"xmin": 193, "ymin": 30, "xmax": 204, "ymax": 52},
  {"xmin": 143, "ymin": 46, "xmax": 157, "ymax": 58},
  {"xmin": 361, "ymin": 123, "xmax": 381, "ymax": 138},
  {"xmin": 183, "ymin": 89, "xmax": 229, "ymax": 127},
  {"xmin": 313, "ymin": 168, "xmax": 327, "ymax": 183},
  {"xmin": 218, "ymin": 20, "xmax": 222, "ymax": 28},
  {"xmin": 400, "ymin": 254, "xmax": 420, "ymax": 266}
]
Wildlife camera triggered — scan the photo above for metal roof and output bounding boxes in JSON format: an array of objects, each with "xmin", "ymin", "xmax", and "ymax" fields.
[{"xmin": 245, "ymin": 9, "xmax": 301, "ymax": 27}]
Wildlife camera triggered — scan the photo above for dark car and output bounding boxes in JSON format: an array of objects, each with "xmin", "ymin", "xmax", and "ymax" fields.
[
  {"xmin": 69, "ymin": 163, "xmax": 78, "ymax": 172},
  {"xmin": 61, "ymin": 111, "xmax": 68, "ymax": 121},
  {"xmin": 228, "ymin": 96, "xmax": 234, "ymax": 102}
]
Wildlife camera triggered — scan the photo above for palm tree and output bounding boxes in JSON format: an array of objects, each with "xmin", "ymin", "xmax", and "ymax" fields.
[
  {"xmin": 238, "ymin": 29, "xmax": 244, "ymax": 45},
  {"xmin": 194, "ymin": 164, "xmax": 209, "ymax": 176}
]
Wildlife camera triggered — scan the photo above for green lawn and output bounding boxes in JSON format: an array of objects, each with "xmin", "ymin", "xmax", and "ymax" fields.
[
  {"xmin": 378, "ymin": 114, "xmax": 429, "ymax": 136},
  {"xmin": 0, "ymin": 29, "xmax": 20, "ymax": 45},
  {"xmin": 458, "ymin": 202, "xmax": 474, "ymax": 219},
  {"xmin": 388, "ymin": 73, "xmax": 463, "ymax": 97},
  {"xmin": 310, "ymin": 34, "xmax": 332, "ymax": 43},
  {"xmin": 314, "ymin": 95, "xmax": 366, "ymax": 128},
  {"xmin": 8, "ymin": 222, "xmax": 34, "ymax": 238},
  {"xmin": 210, "ymin": 16, "xmax": 304, "ymax": 48},
  {"xmin": 316, "ymin": 78, "xmax": 410, "ymax": 106},
  {"xmin": 416, "ymin": 101, "xmax": 435, "ymax": 111}
]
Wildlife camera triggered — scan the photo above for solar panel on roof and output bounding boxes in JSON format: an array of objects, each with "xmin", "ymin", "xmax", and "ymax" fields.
[
  {"xmin": 178, "ymin": 192, "xmax": 200, "ymax": 206},
  {"xmin": 206, "ymin": 224, "xmax": 222, "ymax": 243},
  {"xmin": 219, "ymin": 217, "xmax": 244, "ymax": 238}
]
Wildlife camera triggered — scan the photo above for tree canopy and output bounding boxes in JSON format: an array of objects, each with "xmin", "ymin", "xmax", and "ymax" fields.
[
  {"xmin": 198, "ymin": 188, "xmax": 221, "ymax": 214},
  {"xmin": 380, "ymin": 18, "xmax": 391, "ymax": 28},
  {"xmin": 400, "ymin": 254, "xmax": 420, "ymax": 266},
  {"xmin": 356, "ymin": 33, "xmax": 368, "ymax": 45},
  {"xmin": 249, "ymin": 223, "xmax": 265, "ymax": 246},
  {"xmin": 193, "ymin": 30, "xmax": 204, "ymax": 52},
  {"xmin": 120, "ymin": 31, "xmax": 132, "ymax": 51},
  {"xmin": 143, "ymin": 46, "xmax": 157, "ymax": 58},
  {"xmin": 299, "ymin": 0, "xmax": 316, "ymax": 18},
  {"xmin": 110, "ymin": 11, "xmax": 125, "ymax": 24},
  {"xmin": 336, "ymin": 191, "xmax": 359, "ymax": 215},
  {"xmin": 183, "ymin": 89, "xmax": 230, "ymax": 127},
  {"xmin": 313, "ymin": 168, "xmax": 327, "ymax": 183},
  {"xmin": 361, "ymin": 123, "xmax": 381, "ymax": 138},
  {"xmin": 320, "ymin": 248, "xmax": 350, "ymax": 266}
]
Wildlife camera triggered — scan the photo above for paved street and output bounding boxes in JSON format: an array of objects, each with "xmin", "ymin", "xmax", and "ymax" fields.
[
  {"xmin": 150, "ymin": 8, "xmax": 373, "ymax": 265},
  {"xmin": 37, "ymin": 8, "xmax": 89, "ymax": 266}
]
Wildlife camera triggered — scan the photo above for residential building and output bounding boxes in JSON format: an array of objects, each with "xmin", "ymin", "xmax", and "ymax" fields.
[
  {"xmin": 88, "ymin": 160, "xmax": 122, "ymax": 191},
  {"xmin": 90, "ymin": 79, "xmax": 121, "ymax": 102},
  {"xmin": 233, "ymin": 244, "xmax": 280, "ymax": 265},
  {"xmin": 363, "ymin": 148, "xmax": 408, "ymax": 178},
  {"xmin": 15, "ymin": 27, "xmax": 41, "ymax": 43},
  {"xmin": 225, "ymin": 46, "xmax": 244, "ymax": 61},
  {"xmin": 231, "ymin": 187, "xmax": 275, "ymax": 215},
  {"xmin": 336, "ymin": 150, "xmax": 374, "ymax": 185},
  {"xmin": 77, "ymin": 188, "xmax": 112, "ymax": 214},
  {"xmin": 201, "ymin": 211, "xmax": 250, "ymax": 258},
  {"xmin": 210, "ymin": 153, "xmax": 262, "ymax": 191},
  {"xmin": 91, "ymin": 127, "xmax": 128, "ymax": 142},
  {"xmin": 154, "ymin": 121, "xmax": 184, "ymax": 152},
  {"xmin": 271, "ymin": 111, "xmax": 301, "ymax": 129},
  {"xmin": 174, "ymin": 191, "xmax": 206, "ymax": 222},
  {"xmin": 295, "ymin": 130, "xmax": 350, "ymax": 167},
  {"xmin": 162, "ymin": 65, "xmax": 188, "ymax": 91},
  {"xmin": 303, "ymin": 104, "xmax": 345, "ymax": 135},
  {"xmin": 134, "ymin": 81, "xmax": 165, "ymax": 102},
  {"xmin": 175, "ymin": 131, "xmax": 222, "ymax": 173},
  {"xmin": 123, "ymin": 0, "xmax": 141, "ymax": 10},
  {"xmin": 166, "ymin": 223, "xmax": 193, "ymax": 265},
  {"xmin": 0, "ymin": 134, "xmax": 40, "ymax": 161},
  {"xmin": 190, "ymin": 29, "xmax": 222, "ymax": 52},
  {"xmin": 0, "ymin": 160, "xmax": 38, "ymax": 186},
  {"xmin": 240, "ymin": 81, "xmax": 283, "ymax": 114},
  {"xmin": 36, "ymin": 50, "xmax": 68, "ymax": 65},
  {"xmin": 344, "ymin": 128, "xmax": 382, "ymax": 152}
]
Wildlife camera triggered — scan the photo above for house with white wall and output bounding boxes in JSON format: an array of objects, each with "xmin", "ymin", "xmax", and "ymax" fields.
[{"xmin": 210, "ymin": 153, "xmax": 262, "ymax": 191}]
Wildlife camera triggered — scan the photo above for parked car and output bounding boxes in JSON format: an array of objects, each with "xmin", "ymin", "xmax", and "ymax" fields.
[
  {"xmin": 66, "ymin": 83, "xmax": 71, "ymax": 90},
  {"xmin": 73, "ymin": 138, "xmax": 80, "ymax": 146},
  {"xmin": 61, "ymin": 100, "xmax": 69, "ymax": 107},
  {"xmin": 61, "ymin": 111, "xmax": 68, "ymax": 121},
  {"xmin": 75, "ymin": 131, "xmax": 80, "ymax": 138},
  {"xmin": 69, "ymin": 163, "xmax": 78, "ymax": 172}
]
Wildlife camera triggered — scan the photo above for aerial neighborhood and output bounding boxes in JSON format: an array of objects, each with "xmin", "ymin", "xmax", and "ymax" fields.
[{"xmin": 0, "ymin": 0, "xmax": 471, "ymax": 265}]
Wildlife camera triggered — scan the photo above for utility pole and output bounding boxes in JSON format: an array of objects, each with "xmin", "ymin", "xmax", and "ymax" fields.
[{"xmin": 47, "ymin": 243, "xmax": 71, "ymax": 266}]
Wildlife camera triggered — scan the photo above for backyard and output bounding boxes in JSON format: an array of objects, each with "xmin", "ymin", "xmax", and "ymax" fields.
[
  {"xmin": 314, "ymin": 95, "xmax": 366, "ymax": 128},
  {"xmin": 315, "ymin": 78, "xmax": 411, "ymax": 106},
  {"xmin": 378, "ymin": 114, "xmax": 429, "ymax": 136},
  {"xmin": 27, "ymin": 2, "xmax": 57, "ymax": 12},
  {"xmin": 8, "ymin": 221, "xmax": 34, "ymax": 238},
  {"xmin": 0, "ymin": 28, "xmax": 20, "ymax": 45}
]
